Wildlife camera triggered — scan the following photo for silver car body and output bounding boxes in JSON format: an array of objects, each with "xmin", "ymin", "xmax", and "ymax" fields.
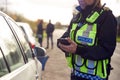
[
  {"xmin": 16, "ymin": 22, "xmax": 36, "ymax": 49},
  {"xmin": 0, "ymin": 11, "xmax": 42, "ymax": 80}
]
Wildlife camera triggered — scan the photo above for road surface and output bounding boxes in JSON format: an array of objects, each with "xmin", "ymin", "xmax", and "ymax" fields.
[{"xmin": 41, "ymin": 29, "xmax": 120, "ymax": 80}]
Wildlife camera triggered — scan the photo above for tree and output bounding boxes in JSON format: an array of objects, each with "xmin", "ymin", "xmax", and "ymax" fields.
[{"xmin": 55, "ymin": 22, "xmax": 62, "ymax": 28}]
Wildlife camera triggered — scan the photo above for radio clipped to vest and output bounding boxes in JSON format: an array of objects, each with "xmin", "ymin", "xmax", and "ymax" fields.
[{"xmin": 86, "ymin": 3, "xmax": 106, "ymax": 23}]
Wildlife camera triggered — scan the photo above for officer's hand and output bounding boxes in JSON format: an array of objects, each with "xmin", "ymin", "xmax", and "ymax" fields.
[{"xmin": 58, "ymin": 37, "xmax": 77, "ymax": 53}]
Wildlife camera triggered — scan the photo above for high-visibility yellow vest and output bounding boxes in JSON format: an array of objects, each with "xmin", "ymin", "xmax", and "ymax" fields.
[{"xmin": 66, "ymin": 10, "xmax": 109, "ymax": 79}]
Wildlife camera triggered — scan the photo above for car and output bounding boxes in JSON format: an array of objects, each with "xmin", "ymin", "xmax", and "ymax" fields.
[
  {"xmin": 16, "ymin": 22, "xmax": 37, "ymax": 50},
  {"xmin": 0, "ymin": 11, "xmax": 45, "ymax": 80}
]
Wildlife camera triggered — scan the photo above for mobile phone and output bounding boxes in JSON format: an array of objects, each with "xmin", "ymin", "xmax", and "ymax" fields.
[{"xmin": 58, "ymin": 38, "xmax": 70, "ymax": 45}]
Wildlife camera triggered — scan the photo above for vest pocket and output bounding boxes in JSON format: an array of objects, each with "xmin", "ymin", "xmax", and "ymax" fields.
[
  {"xmin": 75, "ymin": 55, "xmax": 98, "ymax": 75},
  {"xmin": 85, "ymin": 59, "xmax": 98, "ymax": 75},
  {"xmin": 75, "ymin": 55, "xmax": 85, "ymax": 67},
  {"xmin": 85, "ymin": 59, "xmax": 98, "ymax": 69},
  {"xmin": 75, "ymin": 24, "xmax": 97, "ymax": 46}
]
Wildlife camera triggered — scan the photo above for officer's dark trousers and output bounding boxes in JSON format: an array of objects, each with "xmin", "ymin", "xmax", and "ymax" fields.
[{"xmin": 71, "ymin": 74, "xmax": 88, "ymax": 80}]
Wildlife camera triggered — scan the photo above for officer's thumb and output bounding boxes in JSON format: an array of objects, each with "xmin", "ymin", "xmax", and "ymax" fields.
[{"xmin": 67, "ymin": 37, "xmax": 74, "ymax": 44}]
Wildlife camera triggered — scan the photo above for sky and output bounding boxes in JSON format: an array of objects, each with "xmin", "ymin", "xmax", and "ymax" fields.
[{"xmin": 1, "ymin": 0, "xmax": 120, "ymax": 25}]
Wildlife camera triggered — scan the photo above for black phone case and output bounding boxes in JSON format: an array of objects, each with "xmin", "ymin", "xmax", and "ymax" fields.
[{"xmin": 58, "ymin": 38, "xmax": 70, "ymax": 45}]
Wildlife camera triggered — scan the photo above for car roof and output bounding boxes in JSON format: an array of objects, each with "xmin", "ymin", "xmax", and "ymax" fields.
[
  {"xmin": 16, "ymin": 22, "xmax": 36, "ymax": 44},
  {"xmin": 16, "ymin": 22, "xmax": 33, "ymax": 33}
]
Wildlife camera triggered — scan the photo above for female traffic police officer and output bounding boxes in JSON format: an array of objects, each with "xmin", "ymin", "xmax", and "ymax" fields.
[{"xmin": 57, "ymin": 0, "xmax": 117, "ymax": 80}]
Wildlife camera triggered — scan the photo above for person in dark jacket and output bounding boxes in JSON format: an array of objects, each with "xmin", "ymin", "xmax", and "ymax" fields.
[
  {"xmin": 37, "ymin": 19, "xmax": 44, "ymax": 47},
  {"xmin": 57, "ymin": 0, "xmax": 117, "ymax": 80},
  {"xmin": 46, "ymin": 19, "xmax": 55, "ymax": 49}
]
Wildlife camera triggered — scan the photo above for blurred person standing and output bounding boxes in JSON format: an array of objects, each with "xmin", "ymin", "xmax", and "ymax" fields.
[
  {"xmin": 45, "ymin": 19, "xmax": 55, "ymax": 49},
  {"xmin": 57, "ymin": 0, "xmax": 117, "ymax": 80},
  {"xmin": 36, "ymin": 19, "xmax": 44, "ymax": 47}
]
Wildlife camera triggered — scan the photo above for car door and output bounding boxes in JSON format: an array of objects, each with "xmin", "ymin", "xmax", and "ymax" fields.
[
  {"xmin": 0, "ymin": 13, "xmax": 25, "ymax": 80},
  {"xmin": 0, "ymin": 12, "xmax": 42, "ymax": 80},
  {"xmin": 7, "ymin": 17, "xmax": 42, "ymax": 80}
]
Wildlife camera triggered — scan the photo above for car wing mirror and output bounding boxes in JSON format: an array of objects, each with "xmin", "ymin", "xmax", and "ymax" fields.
[{"xmin": 34, "ymin": 47, "xmax": 46, "ymax": 57}]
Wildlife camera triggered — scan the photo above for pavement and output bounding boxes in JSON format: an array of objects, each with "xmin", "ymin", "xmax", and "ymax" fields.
[
  {"xmin": 41, "ymin": 29, "xmax": 120, "ymax": 80},
  {"xmin": 109, "ymin": 43, "xmax": 120, "ymax": 80}
]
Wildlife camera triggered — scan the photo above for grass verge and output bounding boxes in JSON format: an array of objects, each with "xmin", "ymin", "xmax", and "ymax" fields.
[{"xmin": 117, "ymin": 37, "xmax": 120, "ymax": 42}]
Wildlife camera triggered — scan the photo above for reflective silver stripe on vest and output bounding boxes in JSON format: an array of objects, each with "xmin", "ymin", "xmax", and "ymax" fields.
[
  {"xmin": 87, "ymin": 60, "xmax": 95, "ymax": 74},
  {"xmin": 81, "ymin": 25, "xmax": 93, "ymax": 45},
  {"xmin": 76, "ymin": 55, "xmax": 83, "ymax": 66},
  {"xmin": 75, "ymin": 55, "xmax": 83, "ymax": 71}
]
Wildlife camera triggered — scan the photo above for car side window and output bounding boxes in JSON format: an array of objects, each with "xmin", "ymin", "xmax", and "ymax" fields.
[
  {"xmin": 0, "ymin": 16, "xmax": 25, "ymax": 72},
  {"xmin": 0, "ymin": 49, "xmax": 9, "ymax": 77},
  {"xmin": 7, "ymin": 18, "xmax": 33, "ymax": 61}
]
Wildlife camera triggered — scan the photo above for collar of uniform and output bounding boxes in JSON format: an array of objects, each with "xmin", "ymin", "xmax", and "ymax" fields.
[{"xmin": 76, "ymin": 6, "xmax": 82, "ymax": 12}]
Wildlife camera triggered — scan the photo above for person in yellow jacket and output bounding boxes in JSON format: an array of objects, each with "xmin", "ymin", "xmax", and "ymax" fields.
[{"xmin": 57, "ymin": 0, "xmax": 117, "ymax": 80}]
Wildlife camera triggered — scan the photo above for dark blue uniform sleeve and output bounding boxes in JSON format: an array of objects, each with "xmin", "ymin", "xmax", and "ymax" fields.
[{"xmin": 75, "ymin": 10, "xmax": 117, "ymax": 60}]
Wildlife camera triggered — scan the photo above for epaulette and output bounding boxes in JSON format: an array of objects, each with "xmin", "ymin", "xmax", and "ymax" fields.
[{"xmin": 103, "ymin": 7, "xmax": 110, "ymax": 11}]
